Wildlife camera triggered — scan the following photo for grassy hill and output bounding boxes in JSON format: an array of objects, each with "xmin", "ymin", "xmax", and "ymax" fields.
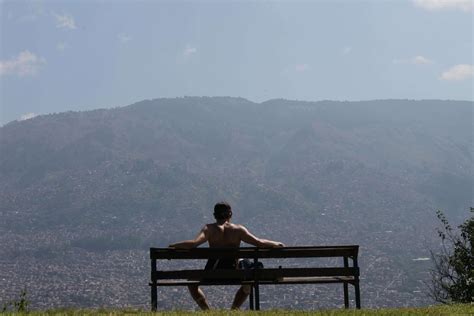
[{"xmin": 6, "ymin": 304, "xmax": 474, "ymax": 315}]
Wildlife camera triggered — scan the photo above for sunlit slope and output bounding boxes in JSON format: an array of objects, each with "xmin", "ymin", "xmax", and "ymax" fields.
[
  {"xmin": 10, "ymin": 304, "xmax": 474, "ymax": 315},
  {"xmin": 0, "ymin": 97, "xmax": 472, "ymax": 308}
]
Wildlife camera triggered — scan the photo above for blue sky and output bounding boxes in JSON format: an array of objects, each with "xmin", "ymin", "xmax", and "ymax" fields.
[{"xmin": 0, "ymin": 0, "xmax": 473, "ymax": 124}]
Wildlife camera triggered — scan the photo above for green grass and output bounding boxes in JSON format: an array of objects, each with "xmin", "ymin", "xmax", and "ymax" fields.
[{"xmin": 2, "ymin": 304, "xmax": 473, "ymax": 316}]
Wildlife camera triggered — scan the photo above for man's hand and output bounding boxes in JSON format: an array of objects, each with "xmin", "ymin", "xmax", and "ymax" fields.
[
  {"xmin": 168, "ymin": 242, "xmax": 192, "ymax": 249},
  {"xmin": 274, "ymin": 242, "xmax": 285, "ymax": 248}
]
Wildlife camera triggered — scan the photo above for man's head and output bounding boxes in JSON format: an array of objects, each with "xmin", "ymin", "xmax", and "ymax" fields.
[{"xmin": 214, "ymin": 201, "xmax": 232, "ymax": 221}]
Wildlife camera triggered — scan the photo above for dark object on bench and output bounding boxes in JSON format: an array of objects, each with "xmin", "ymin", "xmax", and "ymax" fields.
[{"xmin": 149, "ymin": 245, "xmax": 361, "ymax": 311}]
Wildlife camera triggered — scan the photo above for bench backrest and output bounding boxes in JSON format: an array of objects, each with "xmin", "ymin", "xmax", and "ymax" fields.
[{"xmin": 150, "ymin": 245, "xmax": 358, "ymax": 260}]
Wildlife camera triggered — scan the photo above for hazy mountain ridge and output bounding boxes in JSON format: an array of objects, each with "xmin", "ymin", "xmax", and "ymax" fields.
[{"xmin": 0, "ymin": 97, "xmax": 472, "ymax": 309}]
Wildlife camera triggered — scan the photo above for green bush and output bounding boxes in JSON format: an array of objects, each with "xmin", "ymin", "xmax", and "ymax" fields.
[
  {"xmin": 430, "ymin": 207, "xmax": 474, "ymax": 303},
  {"xmin": 2, "ymin": 288, "xmax": 28, "ymax": 312}
]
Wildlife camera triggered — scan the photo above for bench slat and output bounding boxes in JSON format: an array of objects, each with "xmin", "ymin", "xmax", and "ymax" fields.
[
  {"xmin": 150, "ymin": 246, "xmax": 358, "ymax": 260},
  {"xmin": 260, "ymin": 267, "xmax": 359, "ymax": 278},
  {"xmin": 154, "ymin": 267, "xmax": 359, "ymax": 280},
  {"xmin": 151, "ymin": 276, "xmax": 356, "ymax": 286}
]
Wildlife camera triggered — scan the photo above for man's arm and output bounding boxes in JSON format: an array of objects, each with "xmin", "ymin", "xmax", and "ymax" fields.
[
  {"xmin": 239, "ymin": 226, "xmax": 284, "ymax": 248},
  {"xmin": 169, "ymin": 225, "xmax": 208, "ymax": 249}
]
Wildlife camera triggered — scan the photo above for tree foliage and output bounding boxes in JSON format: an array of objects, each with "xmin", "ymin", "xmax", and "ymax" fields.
[{"xmin": 430, "ymin": 207, "xmax": 474, "ymax": 303}]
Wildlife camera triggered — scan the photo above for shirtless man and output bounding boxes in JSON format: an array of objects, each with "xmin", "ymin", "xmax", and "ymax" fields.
[{"xmin": 169, "ymin": 201, "xmax": 284, "ymax": 310}]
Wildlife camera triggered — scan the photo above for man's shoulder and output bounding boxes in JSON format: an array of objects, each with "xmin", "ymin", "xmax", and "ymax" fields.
[{"xmin": 228, "ymin": 223, "xmax": 246, "ymax": 231}]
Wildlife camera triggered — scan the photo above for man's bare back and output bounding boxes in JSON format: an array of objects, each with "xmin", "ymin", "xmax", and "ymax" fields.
[{"xmin": 206, "ymin": 222, "xmax": 242, "ymax": 248}]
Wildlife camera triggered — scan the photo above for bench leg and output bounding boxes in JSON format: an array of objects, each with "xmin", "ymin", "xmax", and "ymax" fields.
[
  {"xmin": 352, "ymin": 256, "xmax": 361, "ymax": 309},
  {"xmin": 343, "ymin": 256, "xmax": 349, "ymax": 308},
  {"xmin": 151, "ymin": 284, "xmax": 157, "ymax": 311},
  {"xmin": 343, "ymin": 282, "xmax": 349, "ymax": 308},
  {"xmin": 151, "ymin": 258, "xmax": 157, "ymax": 311},
  {"xmin": 254, "ymin": 283, "xmax": 260, "ymax": 310},
  {"xmin": 355, "ymin": 280, "xmax": 361, "ymax": 309},
  {"xmin": 249, "ymin": 285, "xmax": 254, "ymax": 310}
]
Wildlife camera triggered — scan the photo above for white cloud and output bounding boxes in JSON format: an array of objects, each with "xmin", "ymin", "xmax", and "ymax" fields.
[
  {"xmin": 412, "ymin": 55, "xmax": 433, "ymax": 64},
  {"xmin": 56, "ymin": 42, "xmax": 67, "ymax": 52},
  {"xmin": 183, "ymin": 46, "xmax": 197, "ymax": 57},
  {"xmin": 19, "ymin": 113, "xmax": 37, "ymax": 121},
  {"xmin": 53, "ymin": 12, "xmax": 77, "ymax": 29},
  {"xmin": 295, "ymin": 64, "xmax": 310, "ymax": 72},
  {"xmin": 0, "ymin": 50, "xmax": 46, "ymax": 77},
  {"xmin": 341, "ymin": 46, "xmax": 352, "ymax": 55},
  {"xmin": 393, "ymin": 55, "xmax": 433, "ymax": 65},
  {"xmin": 440, "ymin": 64, "xmax": 474, "ymax": 81},
  {"xmin": 413, "ymin": 0, "xmax": 473, "ymax": 11},
  {"xmin": 117, "ymin": 33, "xmax": 132, "ymax": 44}
]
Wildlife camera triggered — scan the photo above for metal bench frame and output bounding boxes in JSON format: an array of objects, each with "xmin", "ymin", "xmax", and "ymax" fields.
[{"xmin": 149, "ymin": 245, "xmax": 360, "ymax": 310}]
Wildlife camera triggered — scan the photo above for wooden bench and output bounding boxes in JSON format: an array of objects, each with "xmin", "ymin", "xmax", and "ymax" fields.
[{"xmin": 149, "ymin": 245, "xmax": 361, "ymax": 310}]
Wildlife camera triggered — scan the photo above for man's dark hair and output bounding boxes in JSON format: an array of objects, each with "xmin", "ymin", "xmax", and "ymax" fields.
[{"xmin": 214, "ymin": 202, "xmax": 232, "ymax": 220}]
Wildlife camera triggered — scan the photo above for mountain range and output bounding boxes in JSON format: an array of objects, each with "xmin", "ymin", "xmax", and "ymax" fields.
[{"xmin": 0, "ymin": 97, "xmax": 472, "ymax": 309}]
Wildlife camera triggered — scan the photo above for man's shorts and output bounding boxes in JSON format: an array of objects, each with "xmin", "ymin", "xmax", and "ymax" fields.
[
  {"xmin": 204, "ymin": 258, "xmax": 238, "ymax": 270},
  {"xmin": 201, "ymin": 258, "xmax": 263, "ymax": 283},
  {"xmin": 203, "ymin": 258, "xmax": 263, "ymax": 270}
]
